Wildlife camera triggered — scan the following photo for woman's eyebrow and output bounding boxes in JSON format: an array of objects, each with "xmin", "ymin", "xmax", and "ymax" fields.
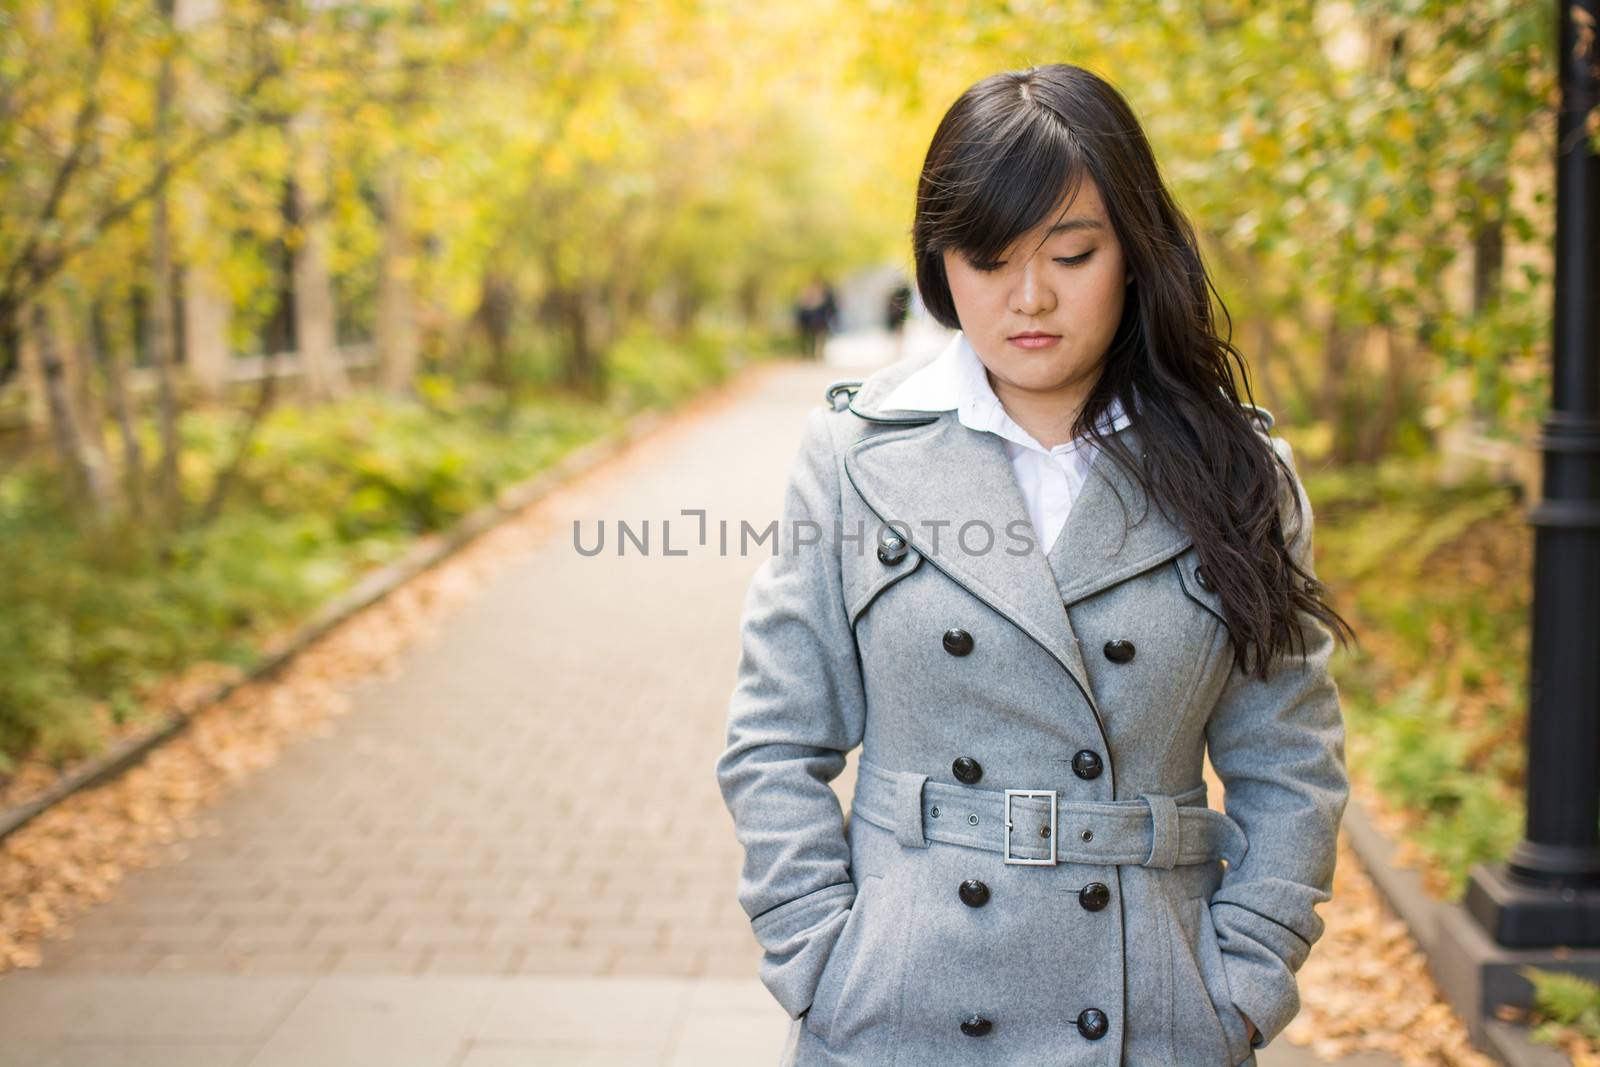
[{"xmin": 1047, "ymin": 218, "xmax": 1105, "ymax": 235}]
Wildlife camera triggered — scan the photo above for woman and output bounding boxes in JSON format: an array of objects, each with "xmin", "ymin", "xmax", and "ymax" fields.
[{"xmin": 715, "ymin": 63, "xmax": 1355, "ymax": 1067}]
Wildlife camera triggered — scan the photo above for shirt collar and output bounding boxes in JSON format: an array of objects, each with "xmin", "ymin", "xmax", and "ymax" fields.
[{"xmin": 879, "ymin": 331, "xmax": 1133, "ymax": 458}]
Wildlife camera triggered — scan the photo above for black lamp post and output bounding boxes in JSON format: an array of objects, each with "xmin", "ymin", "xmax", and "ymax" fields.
[{"xmin": 1463, "ymin": 0, "xmax": 1600, "ymax": 946}]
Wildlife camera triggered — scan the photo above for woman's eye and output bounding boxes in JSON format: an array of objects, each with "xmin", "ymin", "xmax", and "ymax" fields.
[{"xmin": 968, "ymin": 251, "xmax": 1092, "ymax": 272}]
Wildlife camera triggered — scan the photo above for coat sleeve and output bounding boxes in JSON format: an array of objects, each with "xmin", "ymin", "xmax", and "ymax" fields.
[
  {"xmin": 714, "ymin": 404, "xmax": 868, "ymax": 1021},
  {"xmin": 1203, "ymin": 433, "xmax": 1350, "ymax": 1051}
]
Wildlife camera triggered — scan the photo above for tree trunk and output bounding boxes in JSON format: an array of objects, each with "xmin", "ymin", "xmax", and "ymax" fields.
[
  {"xmin": 148, "ymin": 189, "xmax": 184, "ymax": 525},
  {"xmin": 1318, "ymin": 311, "xmax": 1358, "ymax": 463},
  {"xmin": 31, "ymin": 303, "xmax": 114, "ymax": 518},
  {"xmin": 737, "ymin": 275, "xmax": 761, "ymax": 328},
  {"xmin": 89, "ymin": 295, "xmax": 145, "ymax": 520},
  {"xmin": 375, "ymin": 165, "xmax": 419, "ymax": 397},
  {"xmin": 1370, "ymin": 322, "xmax": 1412, "ymax": 460},
  {"xmin": 14, "ymin": 306, "xmax": 51, "ymax": 443},
  {"xmin": 1472, "ymin": 172, "xmax": 1507, "ymax": 313},
  {"xmin": 175, "ymin": 0, "xmax": 230, "ymax": 401},
  {"xmin": 671, "ymin": 282, "xmax": 703, "ymax": 337},
  {"xmin": 180, "ymin": 194, "xmax": 233, "ymax": 400},
  {"xmin": 288, "ymin": 108, "xmax": 348, "ymax": 403},
  {"xmin": 475, "ymin": 268, "xmax": 515, "ymax": 395},
  {"xmin": 58, "ymin": 295, "xmax": 111, "ymax": 479},
  {"xmin": 556, "ymin": 286, "xmax": 604, "ymax": 398},
  {"xmin": 149, "ymin": 8, "xmax": 184, "ymax": 526}
]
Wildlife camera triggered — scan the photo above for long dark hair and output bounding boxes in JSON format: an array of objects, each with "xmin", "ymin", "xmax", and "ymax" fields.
[{"xmin": 911, "ymin": 63, "xmax": 1356, "ymax": 679}]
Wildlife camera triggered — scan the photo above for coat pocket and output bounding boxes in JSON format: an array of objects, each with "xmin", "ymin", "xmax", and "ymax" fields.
[
  {"xmin": 802, "ymin": 873, "xmax": 907, "ymax": 1055},
  {"xmin": 1172, "ymin": 895, "xmax": 1255, "ymax": 1066}
]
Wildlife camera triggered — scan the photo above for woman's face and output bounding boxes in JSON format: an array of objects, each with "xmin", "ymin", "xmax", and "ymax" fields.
[{"xmin": 941, "ymin": 177, "xmax": 1131, "ymax": 401}]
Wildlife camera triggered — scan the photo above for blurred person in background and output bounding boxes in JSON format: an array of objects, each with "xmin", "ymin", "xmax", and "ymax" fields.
[{"xmin": 793, "ymin": 274, "xmax": 840, "ymax": 361}]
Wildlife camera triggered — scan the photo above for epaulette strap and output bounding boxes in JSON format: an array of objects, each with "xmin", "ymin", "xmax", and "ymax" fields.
[
  {"xmin": 1240, "ymin": 403, "xmax": 1275, "ymax": 431},
  {"xmin": 825, "ymin": 380, "xmax": 863, "ymax": 412}
]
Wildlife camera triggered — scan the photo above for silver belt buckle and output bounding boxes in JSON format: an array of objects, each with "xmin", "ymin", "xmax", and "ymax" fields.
[{"xmin": 1003, "ymin": 789, "xmax": 1058, "ymax": 865}]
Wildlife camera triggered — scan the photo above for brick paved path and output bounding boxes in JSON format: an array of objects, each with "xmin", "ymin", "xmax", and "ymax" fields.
[{"xmin": 0, "ymin": 343, "xmax": 1398, "ymax": 1065}]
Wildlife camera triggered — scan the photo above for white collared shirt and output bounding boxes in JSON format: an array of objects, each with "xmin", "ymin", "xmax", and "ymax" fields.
[{"xmin": 878, "ymin": 332, "xmax": 1133, "ymax": 556}]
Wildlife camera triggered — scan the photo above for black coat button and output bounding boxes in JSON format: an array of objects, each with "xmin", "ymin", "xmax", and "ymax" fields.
[
  {"xmin": 960, "ymin": 1014, "xmax": 993, "ymax": 1037},
  {"xmin": 1194, "ymin": 564, "xmax": 1215, "ymax": 591},
  {"xmin": 877, "ymin": 530, "xmax": 908, "ymax": 565},
  {"xmin": 943, "ymin": 628, "xmax": 975, "ymax": 656},
  {"xmin": 1076, "ymin": 1008, "xmax": 1109, "ymax": 1039},
  {"xmin": 1072, "ymin": 749, "xmax": 1103, "ymax": 780},
  {"xmin": 1103, "ymin": 639, "xmax": 1135, "ymax": 663},
  {"xmin": 1079, "ymin": 882, "xmax": 1110, "ymax": 911},
  {"xmin": 952, "ymin": 756, "xmax": 983, "ymax": 783},
  {"xmin": 958, "ymin": 879, "xmax": 990, "ymax": 907}
]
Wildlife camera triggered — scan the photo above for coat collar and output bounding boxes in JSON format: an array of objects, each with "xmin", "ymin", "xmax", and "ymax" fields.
[
  {"xmin": 841, "ymin": 400, "xmax": 1196, "ymax": 732},
  {"xmin": 876, "ymin": 331, "xmax": 1134, "ymax": 462},
  {"xmin": 842, "ymin": 343, "xmax": 1194, "ymax": 606},
  {"xmin": 835, "ymin": 339, "xmax": 1275, "ymax": 434}
]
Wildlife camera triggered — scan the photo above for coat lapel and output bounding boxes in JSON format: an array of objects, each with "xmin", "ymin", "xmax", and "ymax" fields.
[
  {"xmin": 841, "ymin": 411, "xmax": 1098, "ymax": 707},
  {"xmin": 1046, "ymin": 422, "xmax": 1194, "ymax": 606}
]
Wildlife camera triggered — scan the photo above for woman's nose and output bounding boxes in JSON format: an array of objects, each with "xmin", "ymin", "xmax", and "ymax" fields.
[{"xmin": 1010, "ymin": 260, "xmax": 1057, "ymax": 316}]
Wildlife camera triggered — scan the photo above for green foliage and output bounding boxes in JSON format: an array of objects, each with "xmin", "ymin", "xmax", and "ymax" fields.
[
  {"xmin": 0, "ymin": 509, "xmax": 281, "ymax": 765},
  {"xmin": 1310, "ymin": 460, "xmax": 1530, "ymax": 896},
  {"xmin": 607, "ymin": 320, "xmax": 743, "ymax": 410},
  {"xmin": 1355, "ymin": 678, "xmax": 1521, "ymax": 896},
  {"xmin": 1522, "ymin": 967, "xmax": 1600, "ymax": 1048}
]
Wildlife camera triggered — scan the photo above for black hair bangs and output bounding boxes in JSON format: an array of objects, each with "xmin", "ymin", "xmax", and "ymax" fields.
[{"xmin": 920, "ymin": 99, "xmax": 1090, "ymax": 266}]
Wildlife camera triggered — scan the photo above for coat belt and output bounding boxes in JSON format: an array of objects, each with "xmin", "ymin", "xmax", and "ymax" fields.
[{"xmin": 850, "ymin": 756, "xmax": 1248, "ymax": 869}]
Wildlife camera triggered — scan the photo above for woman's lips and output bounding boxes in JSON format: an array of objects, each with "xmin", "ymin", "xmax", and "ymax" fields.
[{"xmin": 1008, "ymin": 334, "xmax": 1061, "ymax": 349}]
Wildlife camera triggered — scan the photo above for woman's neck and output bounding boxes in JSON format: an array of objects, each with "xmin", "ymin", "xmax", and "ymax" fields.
[{"xmin": 985, "ymin": 368, "xmax": 1104, "ymax": 450}]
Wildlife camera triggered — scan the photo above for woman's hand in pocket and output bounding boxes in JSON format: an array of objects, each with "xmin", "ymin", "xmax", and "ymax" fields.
[{"xmin": 1241, "ymin": 1009, "xmax": 1258, "ymax": 1046}]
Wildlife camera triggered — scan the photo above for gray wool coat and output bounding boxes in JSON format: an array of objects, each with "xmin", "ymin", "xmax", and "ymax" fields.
[{"xmin": 714, "ymin": 348, "xmax": 1349, "ymax": 1066}]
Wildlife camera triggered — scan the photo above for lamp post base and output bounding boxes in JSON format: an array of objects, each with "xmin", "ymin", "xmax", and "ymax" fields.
[{"xmin": 1465, "ymin": 860, "xmax": 1600, "ymax": 947}]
